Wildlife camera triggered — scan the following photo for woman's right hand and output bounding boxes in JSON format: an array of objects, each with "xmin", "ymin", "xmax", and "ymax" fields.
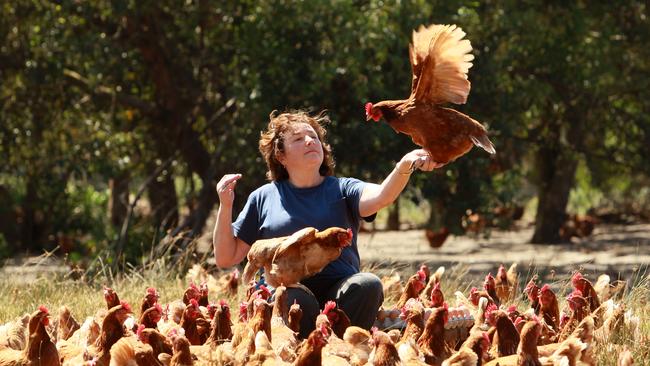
[{"xmin": 216, "ymin": 174, "xmax": 242, "ymax": 208}]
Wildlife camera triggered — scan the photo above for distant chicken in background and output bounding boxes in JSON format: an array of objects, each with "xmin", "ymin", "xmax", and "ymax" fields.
[
  {"xmin": 463, "ymin": 210, "xmax": 488, "ymax": 236},
  {"xmin": 365, "ymin": 24, "xmax": 495, "ymax": 164},
  {"xmin": 425, "ymin": 227, "xmax": 450, "ymax": 248},
  {"xmin": 560, "ymin": 214, "xmax": 597, "ymax": 240}
]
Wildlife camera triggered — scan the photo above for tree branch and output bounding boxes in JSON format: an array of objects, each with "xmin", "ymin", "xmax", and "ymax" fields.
[{"xmin": 63, "ymin": 69, "xmax": 156, "ymax": 114}]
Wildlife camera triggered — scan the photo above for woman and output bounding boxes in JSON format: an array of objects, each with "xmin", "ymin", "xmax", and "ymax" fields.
[{"xmin": 213, "ymin": 110, "xmax": 442, "ymax": 338}]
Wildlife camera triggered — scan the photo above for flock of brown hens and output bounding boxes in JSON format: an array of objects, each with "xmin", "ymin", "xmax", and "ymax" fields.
[{"xmin": 0, "ymin": 261, "xmax": 640, "ymax": 366}]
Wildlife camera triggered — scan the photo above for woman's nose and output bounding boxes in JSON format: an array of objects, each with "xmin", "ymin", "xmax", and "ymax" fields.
[{"xmin": 305, "ymin": 136, "xmax": 315, "ymax": 145}]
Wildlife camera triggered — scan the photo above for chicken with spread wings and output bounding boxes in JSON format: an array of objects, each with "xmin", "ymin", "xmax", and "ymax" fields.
[
  {"xmin": 366, "ymin": 24, "xmax": 495, "ymax": 165},
  {"xmin": 242, "ymin": 226, "xmax": 352, "ymax": 287}
]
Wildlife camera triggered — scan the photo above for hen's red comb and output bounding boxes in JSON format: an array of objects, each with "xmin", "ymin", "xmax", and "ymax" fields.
[
  {"xmin": 259, "ymin": 285, "xmax": 271, "ymax": 297},
  {"xmin": 146, "ymin": 287, "xmax": 157, "ymax": 295},
  {"xmin": 323, "ymin": 301, "xmax": 337, "ymax": 315},
  {"xmin": 524, "ymin": 279, "xmax": 537, "ymax": 291},
  {"xmin": 365, "ymin": 102, "xmax": 373, "ymax": 115},
  {"xmin": 137, "ymin": 324, "xmax": 145, "ymax": 338},
  {"xmin": 190, "ymin": 298, "xmax": 199, "ymax": 308},
  {"xmin": 571, "ymin": 272, "xmax": 584, "ymax": 284},
  {"xmin": 568, "ymin": 289, "xmax": 583, "ymax": 299},
  {"xmin": 540, "ymin": 284, "xmax": 552, "ymax": 293},
  {"xmin": 219, "ymin": 299, "xmax": 228, "ymax": 307},
  {"xmin": 120, "ymin": 301, "xmax": 132, "ymax": 312},
  {"xmin": 38, "ymin": 305, "xmax": 49, "ymax": 314},
  {"xmin": 417, "ymin": 269, "xmax": 426, "ymax": 282},
  {"xmin": 514, "ymin": 316, "xmax": 524, "ymax": 327}
]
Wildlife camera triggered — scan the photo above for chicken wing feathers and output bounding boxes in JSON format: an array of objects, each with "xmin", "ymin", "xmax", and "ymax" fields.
[
  {"xmin": 273, "ymin": 227, "xmax": 318, "ymax": 258},
  {"xmin": 410, "ymin": 24, "xmax": 474, "ymax": 105}
]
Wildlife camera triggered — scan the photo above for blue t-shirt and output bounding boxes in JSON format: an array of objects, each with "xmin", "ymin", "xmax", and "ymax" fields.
[{"xmin": 232, "ymin": 176, "xmax": 375, "ymax": 286}]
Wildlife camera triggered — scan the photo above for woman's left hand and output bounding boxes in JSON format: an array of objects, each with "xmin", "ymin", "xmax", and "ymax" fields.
[{"xmin": 396, "ymin": 149, "xmax": 445, "ymax": 173}]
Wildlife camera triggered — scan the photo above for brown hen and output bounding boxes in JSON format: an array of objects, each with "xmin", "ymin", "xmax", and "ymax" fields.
[{"xmin": 366, "ymin": 24, "xmax": 495, "ymax": 164}]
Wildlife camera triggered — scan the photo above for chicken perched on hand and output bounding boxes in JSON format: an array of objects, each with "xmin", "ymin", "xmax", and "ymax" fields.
[
  {"xmin": 242, "ymin": 226, "xmax": 352, "ymax": 287},
  {"xmin": 366, "ymin": 24, "xmax": 495, "ymax": 164}
]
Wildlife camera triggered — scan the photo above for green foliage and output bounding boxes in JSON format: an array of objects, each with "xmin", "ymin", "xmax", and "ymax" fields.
[{"xmin": 0, "ymin": 0, "xmax": 648, "ymax": 259}]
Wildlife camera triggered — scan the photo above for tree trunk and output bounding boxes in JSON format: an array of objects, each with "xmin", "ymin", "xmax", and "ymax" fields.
[
  {"xmin": 427, "ymin": 198, "xmax": 445, "ymax": 229},
  {"xmin": 147, "ymin": 170, "xmax": 179, "ymax": 232},
  {"xmin": 386, "ymin": 200, "xmax": 400, "ymax": 230},
  {"xmin": 108, "ymin": 173, "xmax": 129, "ymax": 228},
  {"xmin": 531, "ymin": 146, "xmax": 578, "ymax": 244}
]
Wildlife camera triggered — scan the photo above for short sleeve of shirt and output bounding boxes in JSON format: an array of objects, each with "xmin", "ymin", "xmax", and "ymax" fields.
[
  {"xmin": 232, "ymin": 191, "xmax": 260, "ymax": 246},
  {"xmin": 339, "ymin": 177, "xmax": 376, "ymax": 223}
]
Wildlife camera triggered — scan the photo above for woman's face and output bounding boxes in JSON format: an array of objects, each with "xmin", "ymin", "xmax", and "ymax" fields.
[{"xmin": 277, "ymin": 123, "xmax": 324, "ymax": 171}]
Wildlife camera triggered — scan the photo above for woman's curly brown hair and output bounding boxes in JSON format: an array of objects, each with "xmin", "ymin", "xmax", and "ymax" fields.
[{"xmin": 259, "ymin": 110, "xmax": 335, "ymax": 181}]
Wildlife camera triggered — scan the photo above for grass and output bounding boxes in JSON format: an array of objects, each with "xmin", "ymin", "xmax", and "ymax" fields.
[{"xmin": 0, "ymin": 254, "xmax": 648, "ymax": 365}]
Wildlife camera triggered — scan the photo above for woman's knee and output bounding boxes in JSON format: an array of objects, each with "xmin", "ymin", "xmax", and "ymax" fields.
[
  {"xmin": 356, "ymin": 272, "xmax": 384, "ymax": 299},
  {"xmin": 285, "ymin": 287, "xmax": 320, "ymax": 313}
]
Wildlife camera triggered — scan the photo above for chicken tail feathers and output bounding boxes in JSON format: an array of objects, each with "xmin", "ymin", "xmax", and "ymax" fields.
[{"xmin": 470, "ymin": 134, "xmax": 496, "ymax": 154}]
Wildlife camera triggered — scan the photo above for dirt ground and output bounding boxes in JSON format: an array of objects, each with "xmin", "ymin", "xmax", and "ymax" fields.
[
  {"xmin": 2, "ymin": 223, "xmax": 649, "ymax": 285},
  {"xmin": 357, "ymin": 223, "xmax": 650, "ymax": 283}
]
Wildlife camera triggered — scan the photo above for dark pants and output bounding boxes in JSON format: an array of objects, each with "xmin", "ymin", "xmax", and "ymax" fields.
[{"xmin": 285, "ymin": 272, "xmax": 383, "ymax": 339}]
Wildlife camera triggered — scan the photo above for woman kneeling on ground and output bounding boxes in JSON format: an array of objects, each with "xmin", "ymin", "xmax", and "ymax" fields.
[{"xmin": 213, "ymin": 110, "xmax": 442, "ymax": 338}]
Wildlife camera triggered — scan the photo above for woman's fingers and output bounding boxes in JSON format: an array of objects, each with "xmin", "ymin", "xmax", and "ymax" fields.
[
  {"xmin": 409, "ymin": 151, "xmax": 445, "ymax": 171},
  {"xmin": 216, "ymin": 174, "xmax": 242, "ymax": 195}
]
